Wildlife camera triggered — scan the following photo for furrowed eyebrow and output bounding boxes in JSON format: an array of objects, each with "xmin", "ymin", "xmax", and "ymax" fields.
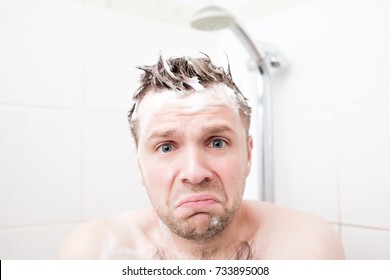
[
  {"xmin": 202, "ymin": 125, "xmax": 236, "ymax": 135},
  {"xmin": 146, "ymin": 130, "xmax": 180, "ymax": 141},
  {"xmin": 146, "ymin": 125, "xmax": 235, "ymax": 142}
]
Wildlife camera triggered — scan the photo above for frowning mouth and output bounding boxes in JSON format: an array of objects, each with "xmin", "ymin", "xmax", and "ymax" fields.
[{"xmin": 177, "ymin": 195, "xmax": 220, "ymax": 209}]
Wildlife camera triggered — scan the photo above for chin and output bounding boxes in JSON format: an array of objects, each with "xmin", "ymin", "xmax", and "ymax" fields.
[{"xmin": 172, "ymin": 213, "xmax": 231, "ymax": 242}]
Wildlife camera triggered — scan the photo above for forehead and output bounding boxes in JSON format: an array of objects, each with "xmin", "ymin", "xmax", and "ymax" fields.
[
  {"xmin": 135, "ymin": 84, "xmax": 243, "ymax": 138},
  {"xmin": 133, "ymin": 84, "xmax": 238, "ymax": 117}
]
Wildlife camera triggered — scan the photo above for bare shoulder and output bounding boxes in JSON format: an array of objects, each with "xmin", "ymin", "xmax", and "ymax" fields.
[
  {"xmin": 58, "ymin": 209, "xmax": 157, "ymax": 259},
  {"xmin": 242, "ymin": 201, "xmax": 345, "ymax": 259}
]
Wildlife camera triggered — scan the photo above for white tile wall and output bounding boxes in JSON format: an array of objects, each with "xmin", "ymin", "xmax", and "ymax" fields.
[
  {"xmin": 250, "ymin": 0, "xmax": 390, "ymax": 259},
  {"xmin": 273, "ymin": 108, "xmax": 339, "ymax": 222},
  {"xmin": 0, "ymin": 0, "xmax": 85, "ymax": 108},
  {"xmin": 0, "ymin": 223, "xmax": 79, "ymax": 259},
  {"xmin": 83, "ymin": 111, "xmax": 150, "ymax": 220},
  {"xmin": 331, "ymin": 0, "xmax": 390, "ymax": 104},
  {"xmin": 342, "ymin": 225, "xmax": 390, "ymax": 259},
  {"xmin": 337, "ymin": 100, "xmax": 390, "ymax": 229},
  {"xmin": 84, "ymin": 6, "xmax": 138, "ymax": 112},
  {"xmin": 84, "ymin": 5, "xmax": 218, "ymax": 112},
  {"xmin": 0, "ymin": 106, "xmax": 83, "ymax": 227},
  {"xmin": 247, "ymin": 0, "xmax": 335, "ymax": 113}
]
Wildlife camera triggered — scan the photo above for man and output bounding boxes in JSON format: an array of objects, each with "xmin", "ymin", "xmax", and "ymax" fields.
[{"xmin": 59, "ymin": 55, "xmax": 344, "ymax": 259}]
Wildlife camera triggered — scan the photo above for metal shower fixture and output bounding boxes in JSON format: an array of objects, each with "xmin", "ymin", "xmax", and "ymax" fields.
[{"xmin": 191, "ymin": 5, "xmax": 286, "ymax": 202}]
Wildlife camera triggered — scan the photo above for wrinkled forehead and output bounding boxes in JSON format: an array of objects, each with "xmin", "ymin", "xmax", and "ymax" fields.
[{"xmin": 132, "ymin": 84, "xmax": 241, "ymax": 122}]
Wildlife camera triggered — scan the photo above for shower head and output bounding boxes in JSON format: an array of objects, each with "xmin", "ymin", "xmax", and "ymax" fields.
[
  {"xmin": 191, "ymin": 6, "xmax": 266, "ymax": 68},
  {"xmin": 191, "ymin": 5, "xmax": 285, "ymax": 74},
  {"xmin": 191, "ymin": 6, "xmax": 235, "ymax": 31}
]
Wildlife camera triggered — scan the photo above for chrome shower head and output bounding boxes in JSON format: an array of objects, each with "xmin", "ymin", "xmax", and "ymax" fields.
[
  {"xmin": 191, "ymin": 6, "xmax": 235, "ymax": 31},
  {"xmin": 191, "ymin": 5, "xmax": 285, "ymax": 74},
  {"xmin": 191, "ymin": 5, "xmax": 266, "ymax": 68}
]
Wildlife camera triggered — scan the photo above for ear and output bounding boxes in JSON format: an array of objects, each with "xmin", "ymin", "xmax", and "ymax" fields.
[
  {"xmin": 246, "ymin": 135, "xmax": 254, "ymax": 176},
  {"xmin": 137, "ymin": 162, "xmax": 146, "ymax": 187},
  {"xmin": 131, "ymin": 142, "xmax": 137, "ymax": 154},
  {"xmin": 133, "ymin": 144, "xmax": 146, "ymax": 187}
]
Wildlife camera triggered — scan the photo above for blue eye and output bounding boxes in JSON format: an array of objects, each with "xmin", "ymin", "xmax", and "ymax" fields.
[
  {"xmin": 210, "ymin": 139, "xmax": 226, "ymax": 149},
  {"xmin": 158, "ymin": 143, "xmax": 174, "ymax": 153}
]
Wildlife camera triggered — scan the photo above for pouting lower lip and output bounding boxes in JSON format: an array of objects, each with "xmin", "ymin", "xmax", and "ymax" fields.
[{"xmin": 177, "ymin": 195, "xmax": 219, "ymax": 208}]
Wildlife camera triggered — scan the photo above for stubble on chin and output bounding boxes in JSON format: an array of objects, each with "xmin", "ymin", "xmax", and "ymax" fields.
[
  {"xmin": 152, "ymin": 180, "xmax": 244, "ymax": 242},
  {"xmin": 157, "ymin": 202, "xmax": 240, "ymax": 242}
]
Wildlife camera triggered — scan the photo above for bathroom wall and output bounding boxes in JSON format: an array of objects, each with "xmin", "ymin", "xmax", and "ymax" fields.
[
  {"xmin": 232, "ymin": 0, "xmax": 390, "ymax": 259},
  {"xmin": 0, "ymin": 0, "xmax": 222, "ymax": 259},
  {"xmin": 1, "ymin": 0, "xmax": 389, "ymax": 260}
]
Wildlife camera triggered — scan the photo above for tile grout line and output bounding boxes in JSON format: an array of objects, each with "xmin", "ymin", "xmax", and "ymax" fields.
[
  {"xmin": 327, "ymin": 0, "xmax": 343, "ymax": 238},
  {"xmin": 80, "ymin": 2, "xmax": 88, "ymax": 222},
  {"xmin": 0, "ymin": 101, "xmax": 126, "ymax": 115},
  {"xmin": 0, "ymin": 220, "xmax": 84, "ymax": 231},
  {"xmin": 273, "ymin": 96, "xmax": 390, "ymax": 116},
  {"xmin": 339, "ymin": 223, "xmax": 390, "ymax": 232},
  {"xmin": 0, "ymin": 102, "xmax": 81, "ymax": 112},
  {"xmin": 333, "ymin": 107, "xmax": 343, "ymax": 237}
]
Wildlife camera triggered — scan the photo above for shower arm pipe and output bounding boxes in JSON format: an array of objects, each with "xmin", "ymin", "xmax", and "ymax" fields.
[
  {"xmin": 230, "ymin": 24, "xmax": 267, "ymax": 71},
  {"xmin": 230, "ymin": 23, "xmax": 274, "ymax": 203}
]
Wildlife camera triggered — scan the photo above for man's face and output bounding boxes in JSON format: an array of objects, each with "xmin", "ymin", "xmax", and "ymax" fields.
[{"xmin": 135, "ymin": 84, "xmax": 253, "ymax": 241}]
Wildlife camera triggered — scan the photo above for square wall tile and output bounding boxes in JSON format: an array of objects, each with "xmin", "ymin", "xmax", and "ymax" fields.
[
  {"xmin": 341, "ymin": 225, "xmax": 390, "ymax": 259},
  {"xmin": 0, "ymin": 0, "xmax": 85, "ymax": 108},
  {"xmin": 0, "ymin": 223, "xmax": 79, "ymax": 259},
  {"xmin": 85, "ymin": 6, "xmax": 217, "ymax": 112},
  {"xmin": 247, "ymin": 0, "xmax": 335, "ymax": 112},
  {"xmin": 337, "ymin": 100, "xmax": 390, "ymax": 229},
  {"xmin": 84, "ymin": 6, "xmax": 136, "ymax": 112},
  {"xmin": 0, "ymin": 105, "xmax": 83, "ymax": 227},
  {"xmin": 331, "ymin": 0, "xmax": 390, "ymax": 103},
  {"xmin": 274, "ymin": 108, "xmax": 339, "ymax": 222},
  {"xmin": 83, "ymin": 111, "xmax": 150, "ymax": 220}
]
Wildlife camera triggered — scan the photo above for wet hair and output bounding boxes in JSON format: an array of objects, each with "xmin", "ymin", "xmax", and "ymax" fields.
[{"xmin": 127, "ymin": 54, "xmax": 252, "ymax": 146}]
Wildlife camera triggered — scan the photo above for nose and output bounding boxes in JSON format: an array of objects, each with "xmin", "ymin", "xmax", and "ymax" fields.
[{"xmin": 178, "ymin": 147, "xmax": 213, "ymax": 185}]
